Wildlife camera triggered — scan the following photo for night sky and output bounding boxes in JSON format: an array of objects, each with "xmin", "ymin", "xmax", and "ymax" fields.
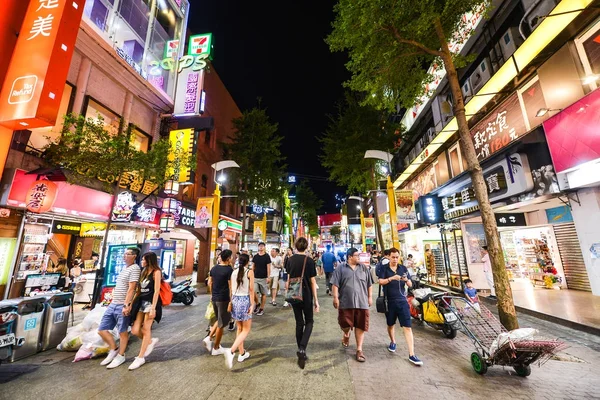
[{"xmin": 188, "ymin": 1, "xmax": 347, "ymax": 213}]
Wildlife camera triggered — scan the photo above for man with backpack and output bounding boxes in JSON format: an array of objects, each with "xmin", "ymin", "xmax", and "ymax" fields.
[{"xmin": 375, "ymin": 249, "xmax": 391, "ymax": 279}]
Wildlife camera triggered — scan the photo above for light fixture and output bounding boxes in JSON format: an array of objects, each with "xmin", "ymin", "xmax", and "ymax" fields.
[
  {"xmin": 535, "ymin": 108, "xmax": 562, "ymax": 117},
  {"xmin": 161, "ymin": 197, "xmax": 179, "ymax": 213},
  {"xmin": 217, "ymin": 173, "xmax": 226, "ymax": 183},
  {"xmin": 159, "ymin": 213, "xmax": 175, "ymax": 231},
  {"xmin": 582, "ymin": 74, "xmax": 600, "ymax": 85},
  {"xmin": 164, "ymin": 179, "xmax": 180, "ymax": 196}
]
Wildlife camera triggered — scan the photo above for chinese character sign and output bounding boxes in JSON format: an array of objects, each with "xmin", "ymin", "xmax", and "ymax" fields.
[
  {"xmin": 395, "ymin": 190, "xmax": 417, "ymax": 223},
  {"xmin": 25, "ymin": 180, "xmax": 58, "ymax": 213},
  {"xmin": 167, "ymin": 129, "xmax": 196, "ymax": 183},
  {"xmin": 174, "ymin": 68, "xmax": 205, "ymax": 116},
  {"xmin": 0, "ymin": 0, "xmax": 85, "ymax": 129},
  {"xmin": 417, "ymin": 196, "xmax": 444, "ymax": 225},
  {"xmin": 195, "ymin": 197, "xmax": 214, "ymax": 229}
]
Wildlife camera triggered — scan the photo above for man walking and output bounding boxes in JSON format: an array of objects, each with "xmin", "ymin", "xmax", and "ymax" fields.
[
  {"xmin": 378, "ymin": 248, "xmax": 423, "ymax": 366},
  {"xmin": 321, "ymin": 245, "xmax": 337, "ymax": 296},
  {"xmin": 375, "ymin": 249, "xmax": 391, "ymax": 279},
  {"xmin": 331, "ymin": 248, "xmax": 373, "ymax": 363},
  {"xmin": 481, "ymin": 246, "xmax": 496, "ymax": 298},
  {"xmin": 98, "ymin": 247, "xmax": 141, "ymax": 369},
  {"xmin": 269, "ymin": 248, "xmax": 283, "ymax": 306},
  {"xmin": 204, "ymin": 249, "xmax": 233, "ymax": 355},
  {"xmin": 252, "ymin": 242, "xmax": 271, "ymax": 315}
]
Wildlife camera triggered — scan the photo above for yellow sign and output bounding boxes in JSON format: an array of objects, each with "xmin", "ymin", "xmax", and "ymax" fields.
[
  {"xmin": 195, "ymin": 197, "xmax": 214, "ymax": 228},
  {"xmin": 80, "ymin": 222, "xmax": 111, "ymax": 237},
  {"xmin": 253, "ymin": 220, "xmax": 265, "ymax": 240},
  {"xmin": 168, "ymin": 129, "xmax": 195, "ymax": 183}
]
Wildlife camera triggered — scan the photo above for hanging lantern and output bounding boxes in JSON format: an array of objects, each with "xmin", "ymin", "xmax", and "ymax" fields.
[
  {"xmin": 162, "ymin": 198, "xmax": 179, "ymax": 213},
  {"xmin": 25, "ymin": 180, "xmax": 58, "ymax": 213},
  {"xmin": 159, "ymin": 213, "xmax": 175, "ymax": 231},
  {"xmin": 164, "ymin": 179, "xmax": 180, "ymax": 196}
]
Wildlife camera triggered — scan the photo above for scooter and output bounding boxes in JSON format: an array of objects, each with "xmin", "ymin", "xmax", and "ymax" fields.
[
  {"xmin": 0, "ymin": 304, "xmax": 23, "ymax": 365},
  {"xmin": 407, "ymin": 288, "xmax": 458, "ymax": 339},
  {"xmin": 170, "ymin": 278, "xmax": 196, "ymax": 305}
]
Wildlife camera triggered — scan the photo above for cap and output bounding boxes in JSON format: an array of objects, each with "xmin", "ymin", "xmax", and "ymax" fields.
[
  {"xmin": 241, "ymin": 247, "xmax": 248, "ymax": 251},
  {"xmin": 258, "ymin": 242, "xmax": 266, "ymax": 246}
]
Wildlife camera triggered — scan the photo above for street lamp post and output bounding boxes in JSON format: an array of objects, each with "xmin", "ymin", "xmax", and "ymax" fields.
[
  {"xmin": 210, "ymin": 160, "xmax": 239, "ymax": 260},
  {"xmin": 364, "ymin": 150, "xmax": 400, "ymax": 250}
]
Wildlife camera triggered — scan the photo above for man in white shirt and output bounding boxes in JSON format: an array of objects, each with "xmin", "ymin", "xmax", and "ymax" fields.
[
  {"xmin": 270, "ymin": 248, "xmax": 283, "ymax": 306},
  {"xmin": 481, "ymin": 246, "xmax": 496, "ymax": 298}
]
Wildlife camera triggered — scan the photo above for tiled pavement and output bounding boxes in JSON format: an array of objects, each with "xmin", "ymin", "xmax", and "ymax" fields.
[{"xmin": 1, "ymin": 277, "xmax": 599, "ymax": 400}]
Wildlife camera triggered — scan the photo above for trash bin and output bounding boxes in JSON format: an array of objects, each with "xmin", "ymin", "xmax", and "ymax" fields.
[
  {"xmin": 41, "ymin": 292, "xmax": 72, "ymax": 351},
  {"xmin": 7, "ymin": 297, "xmax": 46, "ymax": 362},
  {"xmin": 0, "ymin": 301, "xmax": 19, "ymax": 364}
]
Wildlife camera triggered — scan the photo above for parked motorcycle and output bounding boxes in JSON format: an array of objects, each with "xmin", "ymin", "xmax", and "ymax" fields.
[
  {"xmin": 0, "ymin": 304, "xmax": 22, "ymax": 365},
  {"xmin": 170, "ymin": 278, "xmax": 196, "ymax": 305},
  {"xmin": 408, "ymin": 288, "xmax": 458, "ymax": 339}
]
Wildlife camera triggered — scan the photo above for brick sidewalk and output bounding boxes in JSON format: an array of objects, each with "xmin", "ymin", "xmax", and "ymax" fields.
[{"xmin": 1, "ymin": 278, "xmax": 599, "ymax": 400}]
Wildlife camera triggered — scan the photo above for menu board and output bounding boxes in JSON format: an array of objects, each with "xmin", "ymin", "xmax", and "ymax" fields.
[
  {"xmin": 25, "ymin": 273, "xmax": 61, "ymax": 288},
  {"xmin": 103, "ymin": 244, "xmax": 137, "ymax": 287}
]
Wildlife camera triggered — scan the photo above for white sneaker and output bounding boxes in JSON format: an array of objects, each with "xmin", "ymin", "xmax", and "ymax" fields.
[
  {"xmin": 100, "ymin": 349, "xmax": 118, "ymax": 366},
  {"xmin": 203, "ymin": 336, "xmax": 213, "ymax": 353},
  {"xmin": 212, "ymin": 346, "xmax": 226, "ymax": 356},
  {"xmin": 144, "ymin": 338, "xmax": 159, "ymax": 358},
  {"xmin": 283, "ymin": 301, "xmax": 289, "ymax": 307},
  {"xmin": 106, "ymin": 354, "xmax": 126, "ymax": 369},
  {"xmin": 128, "ymin": 357, "xmax": 146, "ymax": 370},
  {"xmin": 224, "ymin": 349, "xmax": 234, "ymax": 369},
  {"xmin": 238, "ymin": 351, "xmax": 250, "ymax": 362}
]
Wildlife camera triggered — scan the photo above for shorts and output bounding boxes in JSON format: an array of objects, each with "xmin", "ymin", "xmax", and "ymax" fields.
[
  {"xmin": 140, "ymin": 300, "xmax": 153, "ymax": 313},
  {"xmin": 213, "ymin": 301, "xmax": 231, "ymax": 329},
  {"xmin": 231, "ymin": 295, "xmax": 252, "ymax": 322},
  {"xmin": 386, "ymin": 300, "xmax": 412, "ymax": 328},
  {"xmin": 338, "ymin": 308, "xmax": 369, "ymax": 332},
  {"xmin": 255, "ymin": 278, "xmax": 269, "ymax": 295},
  {"xmin": 98, "ymin": 303, "xmax": 130, "ymax": 333}
]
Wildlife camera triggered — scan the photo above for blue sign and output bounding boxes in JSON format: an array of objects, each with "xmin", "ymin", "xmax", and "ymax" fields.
[
  {"xmin": 545, "ymin": 206, "xmax": 573, "ymax": 224},
  {"xmin": 417, "ymin": 196, "xmax": 445, "ymax": 225},
  {"xmin": 24, "ymin": 318, "xmax": 37, "ymax": 331}
]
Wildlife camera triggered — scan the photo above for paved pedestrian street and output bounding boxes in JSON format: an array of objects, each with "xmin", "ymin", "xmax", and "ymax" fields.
[{"xmin": 1, "ymin": 281, "xmax": 600, "ymax": 400}]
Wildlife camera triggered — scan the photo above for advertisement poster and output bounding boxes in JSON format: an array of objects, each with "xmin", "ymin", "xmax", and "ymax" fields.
[
  {"xmin": 396, "ymin": 190, "xmax": 417, "ymax": 223},
  {"xmin": 104, "ymin": 244, "xmax": 137, "ymax": 287},
  {"xmin": 0, "ymin": 238, "xmax": 17, "ymax": 286},
  {"xmin": 464, "ymin": 223, "xmax": 486, "ymax": 263},
  {"xmin": 348, "ymin": 225, "xmax": 362, "ymax": 244},
  {"xmin": 253, "ymin": 220, "xmax": 265, "ymax": 240},
  {"xmin": 364, "ymin": 218, "xmax": 376, "ymax": 238},
  {"xmin": 195, "ymin": 197, "xmax": 214, "ymax": 228}
]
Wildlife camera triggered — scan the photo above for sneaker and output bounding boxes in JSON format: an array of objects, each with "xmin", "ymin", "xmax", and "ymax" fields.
[
  {"xmin": 106, "ymin": 354, "xmax": 126, "ymax": 369},
  {"xmin": 253, "ymin": 305, "xmax": 260, "ymax": 314},
  {"xmin": 326, "ymin": 289, "xmax": 330, "ymax": 295},
  {"xmin": 144, "ymin": 338, "xmax": 159, "ymax": 358},
  {"xmin": 283, "ymin": 301, "xmax": 289, "ymax": 307},
  {"xmin": 203, "ymin": 336, "xmax": 213, "ymax": 353},
  {"xmin": 100, "ymin": 349, "xmax": 119, "ymax": 366},
  {"xmin": 228, "ymin": 321, "xmax": 236, "ymax": 331},
  {"xmin": 409, "ymin": 355, "xmax": 423, "ymax": 366},
  {"xmin": 388, "ymin": 342, "xmax": 397, "ymax": 353},
  {"xmin": 297, "ymin": 350, "xmax": 307, "ymax": 369},
  {"xmin": 238, "ymin": 351, "xmax": 250, "ymax": 362},
  {"xmin": 212, "ymin": 346, "xmax": 226, "ymax": 356},
  {"xmin": 271, "ymin": 301, "xmax": 277, "ymax": 306},
  {"xmin": 224, "ymin": 349, "xmax": 234, "ymax": 369},
  {"xmin": 257, "ymin": 308, "xmax": 264, "ymax": 316},
  {"xmin": 128, "ymin": 357, "xmax": 146, "ymax": 370}
]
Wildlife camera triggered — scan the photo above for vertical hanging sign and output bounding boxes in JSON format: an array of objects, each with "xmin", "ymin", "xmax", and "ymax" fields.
[{"xmin": 0, "ymin": 0, "xmax": 85, "ymax": 130}]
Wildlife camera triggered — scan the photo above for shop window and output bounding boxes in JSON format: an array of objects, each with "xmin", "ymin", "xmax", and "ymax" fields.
[
  {"xmin": 448, "ymin": 143, "xmax": 465, "ymax": 178},
  {"xmin": 26, "ymin": 84, "xmax": 74, "ymax": 155},
  {"xmin": 175, "ymin": 240, "xmax": 186, "ymax": 269},
  {"xmin": 130, "ymin": 127, "xmax": 151, "ymax": 152},
  {"xmin": 83, "ymin": 0, "xmax": 114, "ymax": 32},
  {"xmin": 434, "ymin": 153, "xmax": 449, "ymax": 186},
  {"xmin": 84, "ymin": 98, "xmax": 121, "ymax": 136},
  {"xmin": 576, "ymin": 19, "xmax": 600, "ymax": 90},
  {"xmin": 518, "ymin": 76, "xmax": 548, "ymax": 128}
]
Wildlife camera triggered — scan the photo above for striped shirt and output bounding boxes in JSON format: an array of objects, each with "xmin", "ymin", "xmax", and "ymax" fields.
[{"xmin": 112, "ymin": 263, "xmax": 140, "ymax": 304}]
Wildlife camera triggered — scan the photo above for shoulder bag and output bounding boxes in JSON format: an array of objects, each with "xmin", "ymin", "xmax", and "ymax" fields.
[{"xmin": 285, "ymin": 256, "xmax": 307, "ymax": 305}]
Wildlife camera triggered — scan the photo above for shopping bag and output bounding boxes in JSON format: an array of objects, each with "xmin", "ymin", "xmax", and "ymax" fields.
[
  {"xmin": 205, "ymin": 302, "xmax": 216, "ymax": 321},
  {"xmin": 423, "ymin": 299, "xmax": 445, "ymax": 324}
]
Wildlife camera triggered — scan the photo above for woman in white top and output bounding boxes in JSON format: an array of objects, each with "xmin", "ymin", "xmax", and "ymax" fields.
[{"xmin": 224, "ymin": 254, "xmax": 255, "ymax": 369}]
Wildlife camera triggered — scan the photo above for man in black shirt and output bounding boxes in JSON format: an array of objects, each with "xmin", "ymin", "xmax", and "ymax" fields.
[
  {"xmin": 252, "ymin": 242, "xmax": 271, "ymax": 315},
  {"xmin": 205, "ymin": 249, "xmax": 233, "ymax": 356}
]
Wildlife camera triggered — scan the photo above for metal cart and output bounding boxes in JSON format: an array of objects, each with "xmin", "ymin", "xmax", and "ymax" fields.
[{"xmin": 445, "ymin": 296, "xmax": 567, "ymax": 377}]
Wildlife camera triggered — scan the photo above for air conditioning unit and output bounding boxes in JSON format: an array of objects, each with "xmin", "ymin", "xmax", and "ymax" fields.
[
  {"xmin": 461, "ymin": 80, "xmax": 473, "ymax": 103},
  {"xmin": 469, "ymin": 58, "xmax": 492, "ymax": 94},
  {"xmin": 432, "ymin": 93, "xmax": 454, "ymax": 131},
  {"xmin": 521, "ymin": 0, "xmax": 557, "ymax": 33},
  {"xmin": 489, "ymin": 42, "xmax": 504, "ymax": 73},
  {"xmin": 414, "ymin": 140, "xmax": 423, "ymax": 156},
  {"xmin": 425, "ymin": 127, "xmax": 436, "ymax": 144},
  {"xmin": 499, "ymin": 27, "xmax": 523, "ymax": 60},
  {"xmin": 409, "ymin": 148, "xmax": 417, "ymax": 163}
]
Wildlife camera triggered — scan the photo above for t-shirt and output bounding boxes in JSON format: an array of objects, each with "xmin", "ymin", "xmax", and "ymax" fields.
[
  {"xmin": 270, "ymin": 255, "xmax": 283, "ymax": 277},
  {"xmin": 321, "ymin": 252, "xmax": 337, "ymax": 273},
  {"xmin": 330, "ymin": 262, "xmax": 373, "ymax": 309},
  {"xmin": 464, "ymin": 287, "xmax": 478, "ymax": 301},
  {"xmin": 286, "ymin": 254, "xmax": 317, "ymax": 299},
  {"xmin": 252, "ymin": 253, "xmax": 271, "ymax": 279},
  {"xmin": 210, "ymin": 264, "xmax": 233, "ymax": 302},
  {"xmin": 112, "ymin": 264, "xmax": 141, "ymax": 304},
  {"xmin": 380, "ymin": 265, "xmax": 410, "ymax": 301}
]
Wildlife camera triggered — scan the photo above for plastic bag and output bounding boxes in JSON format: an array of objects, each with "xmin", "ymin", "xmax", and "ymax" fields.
[
  {"xmin": 205, "ymin": 302, "xmax": 215, "ymax": 321},
  {"xmin": 412, "ymin": 288, "xmax": 431, "ymax": 300},
  {"xmin": 489, "ymin": 328, "xmax": 538, "ymax": 355},
  {"xmin": 57, "ymin": 324, "xmax": 86, "ymax": 351},
  {"xmin": 73, "ymin": 345, "xmax": 93, "ymax": 362},
  {"xmin": 423, "ymin": 299, "xmax": 445, "ymax": 324},
  {"xmin": 81, "ymin": 304, "xmax": 107, "ymax": 331}
]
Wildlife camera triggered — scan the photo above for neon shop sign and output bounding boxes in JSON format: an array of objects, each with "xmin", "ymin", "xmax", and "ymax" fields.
[{"xmin": 149, "ymin": 53, "xmax": 209, "ymax": 76}]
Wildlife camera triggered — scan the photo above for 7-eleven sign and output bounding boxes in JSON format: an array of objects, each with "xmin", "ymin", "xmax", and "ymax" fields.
[{"xmin": 188, "ymin": 33, "xmax": 212, "ymax": 57}]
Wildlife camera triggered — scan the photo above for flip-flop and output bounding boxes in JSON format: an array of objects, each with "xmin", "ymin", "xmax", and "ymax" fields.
[
  {"xmin": 342, "ymin": 334, "xmax": 350, "ymax": 348},
  {"xmin": 356, "ymin": 350, "xmax": 366, "ymax": 362}
]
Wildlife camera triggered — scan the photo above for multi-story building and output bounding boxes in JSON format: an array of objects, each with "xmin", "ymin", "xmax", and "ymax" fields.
[{"xmin": 390, "ymin": 0, "xmax": 600, "ymax": 313}]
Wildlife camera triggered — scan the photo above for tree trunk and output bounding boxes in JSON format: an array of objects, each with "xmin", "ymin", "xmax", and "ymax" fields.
[
  {"xmin": 241, "ymin": 182, "xmax": 248, "ymax": 247},
  {"xmin": 371, "ymin": 167, "xmax": 384, "ymax": 251},
  {"xmin": 434, "ymin": 18, "xmax": 518, "ymax": 330}
]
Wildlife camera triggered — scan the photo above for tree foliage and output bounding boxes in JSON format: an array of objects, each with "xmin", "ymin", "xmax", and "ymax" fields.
[
  {"xmin": 294, "ymin": 182, "xmax": 323, "ymax": 238},
  {"xmin": 43, "ymin": 114, "xmax": 189, "ymax": 191},
  {"xmin": 330, "ymin": 225, "xmax": 342, "ymax": 242},
  {"xmin": 226, "ymin": 106, "xmax": 286, "ymax": 204},
  {"xmin": 327, "ymin": 0, "xmax": 484, "ymax": 111},
  {"xmin": 320, "ymin": 92, "xmax": 399, "ymax": 195}
]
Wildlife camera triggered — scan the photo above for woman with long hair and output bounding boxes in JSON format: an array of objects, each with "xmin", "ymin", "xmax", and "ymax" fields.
[
  {"xmin": 223, "ymin": 253, "xmax": 255, "ymax": 369},
  {"xmin": 129, "ymin": 252, "xmax": 162, "ymax": 370}
]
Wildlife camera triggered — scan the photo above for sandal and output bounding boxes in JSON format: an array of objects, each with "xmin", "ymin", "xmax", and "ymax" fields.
[
  {"xmin": 342, "ymin": 334, "xmax": 350, "ymax": 348},
  {"xmin": 356, "ymin": 350, "xmax": 366, "ymax": 362}
]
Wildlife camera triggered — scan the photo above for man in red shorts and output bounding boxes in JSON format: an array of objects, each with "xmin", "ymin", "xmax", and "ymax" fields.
[{"xmin": 331, "ymin": 247, "xmax": 373, "ymax": 362}]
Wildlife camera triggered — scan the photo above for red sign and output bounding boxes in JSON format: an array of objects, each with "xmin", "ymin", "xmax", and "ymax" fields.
[
  {"xmin": 6, "ymin": 169, "xmax": 113, "ymax": 220},
  {"xmin": 0, "ymin": 1, "xmax": 30, "ymax": 87},
  {"xmin": 25, "ymin": 180, "xmax": 57, "ymax": 213},
  {"xmin": 0, "ymin": 0, "xmax": 85, "ymax": 129},
  {"xmin": 543, "ymin": 88, "xmax": 600, "ymax": 173}
]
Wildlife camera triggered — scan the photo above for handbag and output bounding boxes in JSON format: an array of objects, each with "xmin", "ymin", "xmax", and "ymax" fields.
[
  {"xmin": 285, "ymin": 256, "xmax": 307, "ymax": 305},
  {"xmin": 376, "ymin": 278, "xmax": 388, "ymax": 313}
]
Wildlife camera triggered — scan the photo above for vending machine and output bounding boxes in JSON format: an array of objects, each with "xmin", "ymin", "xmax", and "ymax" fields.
[{"xmin": 142, "ymin": 239, "xmax": 176, "ymax": 282}]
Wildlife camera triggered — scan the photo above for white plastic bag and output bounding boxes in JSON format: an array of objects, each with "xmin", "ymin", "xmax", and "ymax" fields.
[
  {"xmin": 412, "ymin": 288, "xmax": 431, "ymax": 299},
  {"xmin": 489, "ymin": 328, "xmax": 538, "ymax": 355}
]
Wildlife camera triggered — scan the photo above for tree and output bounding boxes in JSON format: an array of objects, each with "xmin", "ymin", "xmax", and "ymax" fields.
[
  {"xmin": 328, "ymin": 0, "xmax": 518, "ymax": 329},
  {"xmin": 294, "ymin": 182, "xmax": 323, "ymax": 238},
  {"xmin": 226, "ymin": 105, "xmax": 286, "ymax": 245},
  {"xmin": 320, "ymin": 92, "xmax": 399, "ymax": 251},
  {"xmin": 330, "ymin": 225, "xmax": 342, "ymax": 243}
]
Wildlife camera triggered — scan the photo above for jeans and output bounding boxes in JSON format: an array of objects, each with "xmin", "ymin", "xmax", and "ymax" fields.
[
  {"xmin": 292, "ymin": 296, "xmax": 314, "ymax": 351},
  {"xmin": 325, "ymin": 272, "xmax": 333, "ymax": 291}
]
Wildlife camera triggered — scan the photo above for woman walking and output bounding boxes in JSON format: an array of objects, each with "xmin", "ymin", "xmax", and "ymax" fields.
[
  {"xmin": 129, "ymin": 252, "xmax": 162, "ymax": 370},
  {"xmin": 286, "ymin": 237, "xmax": 319, "ymax": 369},
  {"xmin": 223, "ymin": 254, "xmax": 255, "ymax": 369}
]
